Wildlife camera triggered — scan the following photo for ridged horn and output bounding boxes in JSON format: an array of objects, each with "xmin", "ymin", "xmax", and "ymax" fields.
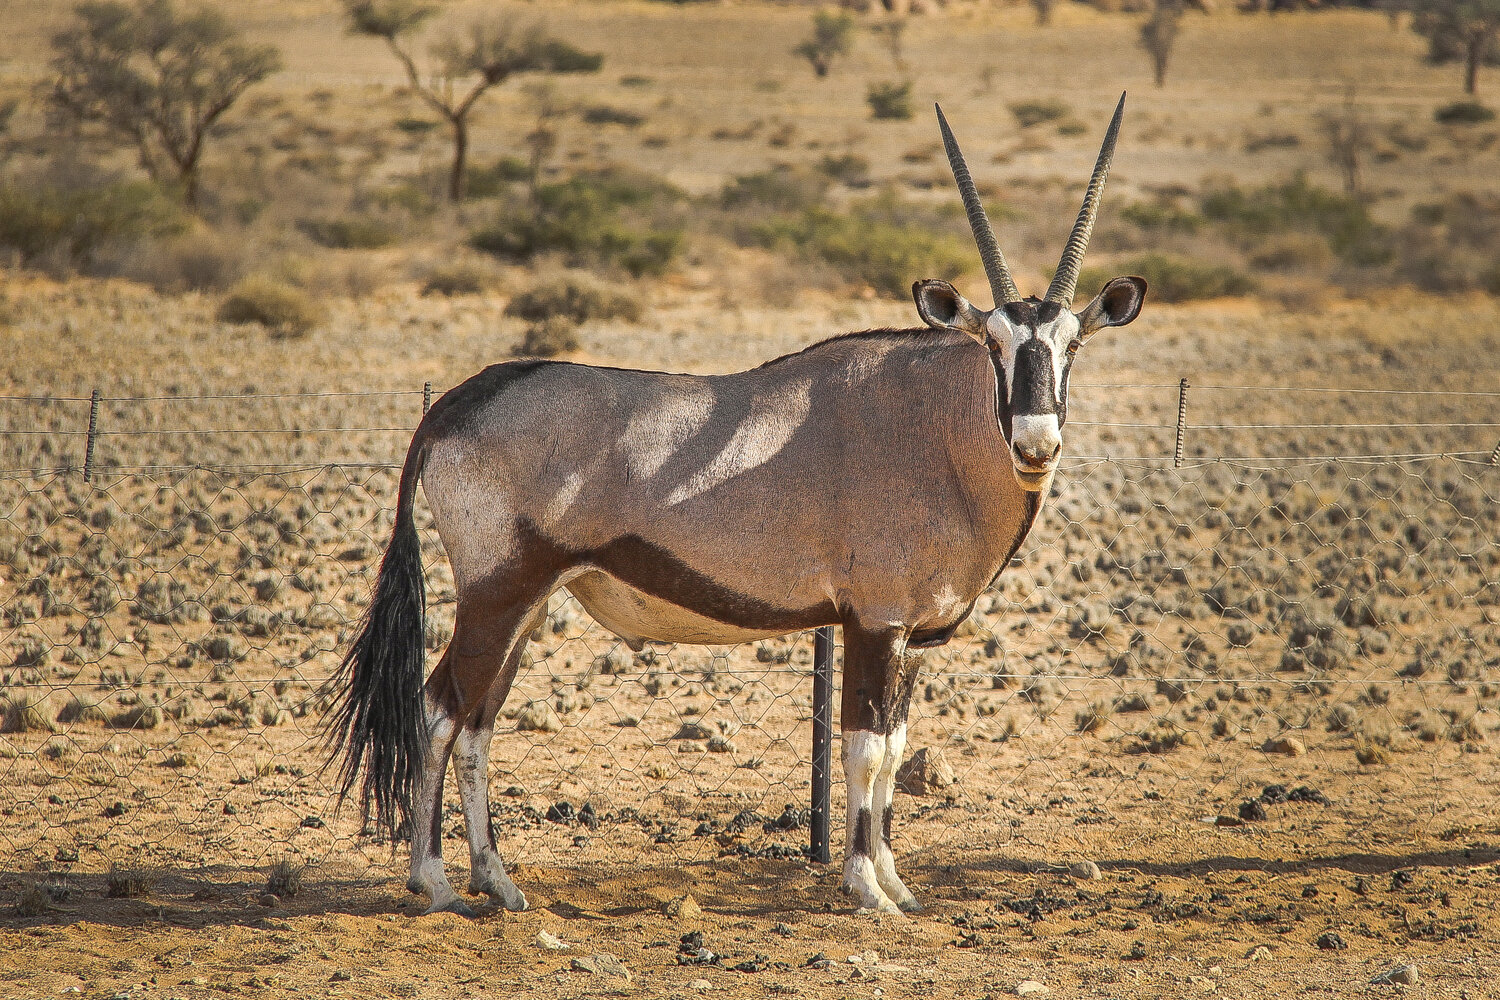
[
  {"xmin": 936, "ymin": 103, "xmax": 1021, "ymax": 307},
  {"xmin": 1045, "ymin": 93, "xmax": 1126, "ymax": 307}
]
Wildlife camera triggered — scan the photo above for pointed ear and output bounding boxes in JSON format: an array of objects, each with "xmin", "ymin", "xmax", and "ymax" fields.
[
  {"xmin": 1077, "ymin": 276, "xmax": 1146, "ymax": 339},
  {"xmin": 912, "ymin": 279, "xmax": 987, "ymax": 338}
]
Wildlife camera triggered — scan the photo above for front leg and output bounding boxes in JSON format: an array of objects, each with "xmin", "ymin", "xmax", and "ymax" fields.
[
  {"xmin": 838, "ymin": 623, "xmax": 920, "ymax": 915},
  {"xmin": 871, "ymin": 720, "xmax": 920, "ymax": 911}
]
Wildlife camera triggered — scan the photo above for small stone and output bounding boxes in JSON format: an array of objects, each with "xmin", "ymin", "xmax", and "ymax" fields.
[
  {"xmin": 571, "ymin": 953, "xmax": 631, "ymax": 982},
  {"xmin": 690, "ymin": 979, "xmax": 712, "ymax": 991},
  {"xmin": 1069, "ymin": 860, "xmax": 1101, "ymax": 880},
  {"xmin": 894, "ymin": 747, "xmax": 956, "ymax": 795},
  {"xmin": 515, "ymin": 701, "xmax": 563, "ymax": 733},
  {"xmin": 678, "ymin": 742, "xmax": 705, "ymax": 753},
  {"xmin": 663, "ymin": 893, "xmax": 702, "ymax": 921},
  {"xmin": 1015, "ymin": 981, "xmax": 1050, "ymax": 996},
  {"xmin": 1372, "ymin": 965, "xmax": 1419, "ymax": 986},
  {"xmin": 1246, "ymin": 945, "xmax": 1273, "ymax": 961},
  {"xmin": 257, "ymin": 893, "xmax": 280, "ymax": 907},
  {"xmin": 1262, "ymin": 736, "xmax": 1306, "ymax": 757},
  {"xmin": 1238, "ymin": 798, "xmax": 1268, "ymax": 822},
  {"xmin": 706, "ymin": 735, "xmax": 735, "ymax": 753},
  {"xmin": 1214, "ymin": 814, "xmax": 1244, "ymax": 827},
  {"xmin": 672, "ymin": 721, "xmax": 714, "ymax": 740},
  {"xmin": 535, "ymin": 930, "xmax": 569, "ymax": 951},
  {"xmin": 1315, "ymin": 930, "xmax": 1347, "ymax": 950},
  {"xmin": 1187, "ymin": 975, "xmax": 1216, "ymax": 992}
]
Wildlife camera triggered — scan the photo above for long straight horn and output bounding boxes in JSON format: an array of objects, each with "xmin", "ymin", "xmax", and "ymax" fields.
[
  {"xmin": 936, "ymin": 103, "xmax": 1020, "ymax": 307},
  {"xmin": 1045, "ymin": 92, "xmax": 1127, "ymax": 307}
]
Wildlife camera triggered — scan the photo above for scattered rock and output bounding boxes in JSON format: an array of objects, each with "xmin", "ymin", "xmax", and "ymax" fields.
[
  {"xmin": 672, "ymin": 721, "xmax": 714, "ymax": 740},
  {"xmin": 706, "ymin": 735, "xmax": 735, "ymax": 753},
  {"xmin": 690, "ymin": 978, "xmax": 712, "ymax": 991},
  {"xmin": 1238, "ymin": 798, "xmax": 1268, "ymax": 822},
  {"xmin": 663, "ymin": 893, "xmax": 702, "ymax": 921},
  {"xmin": 895, "ymin": 747, "xmax": 956, "ymax": 795},
  {"xmin": 1068, "ymin": 860, "xmax": 1102, "ymax": 880},
  {"xmin": 515, "ymin": 701, "xmax": 562, "ymax": 733},
  {"xmin": 571, "ymin": 953, "xmax": 631, "ymax": 982},
  {"xmin": 1371, "ymin": 965, "xmax": 1419, "ymax": 986},
  {"xmin": 1315, "ymin": 930, "xmax": 1347, "ymax": 950},
  {"xmin": 1015, "ymin": 981, "xmax": 1050, "ymax": 996},
  {"xmin": 1246, "ymin": 944, "xmax": 1273, "ymax": 961},
  {"xmin": 1214, "ymin": 814, "xmax": 1244, "ymax": 827},
  {"xmin": 1262, "ymin": 736, "xmax": 1306, "ymax": 757},
  {"xmin": 535, "ymin": 930, "xmax": 569, "ymax": 951}
]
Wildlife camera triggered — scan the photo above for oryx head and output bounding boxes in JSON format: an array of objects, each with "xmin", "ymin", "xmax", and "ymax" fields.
[{"xmin": 914, "ymin": 94, "xmax": 1147, "ymax": 493}]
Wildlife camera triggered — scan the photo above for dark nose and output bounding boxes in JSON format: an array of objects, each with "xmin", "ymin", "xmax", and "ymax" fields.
[{"xmin": 1013, "ymin": 440, "xmax": 1061, "ymax": 467}]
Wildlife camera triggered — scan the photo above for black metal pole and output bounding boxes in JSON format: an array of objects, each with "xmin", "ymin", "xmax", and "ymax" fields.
[{"xmin": 810, "ymin": 625, "xmax": 834, "ymax": 864}]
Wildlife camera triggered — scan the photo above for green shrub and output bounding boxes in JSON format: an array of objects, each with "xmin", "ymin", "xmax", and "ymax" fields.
[
  {"xmin": 470, "ymin": 169, "xmax": 684, "ymax": 277},
  {"xmin": 299, "ymin": 215, "xmax": 400, "ymax": 250},
  {"xmin": 1120, "ymin": 201, "xmax": 1202, "ymax": 234},
  {"xmin": 0, "ymin": 179, "xmax": 179, "ymax": 270},
  {"xmin": 421, "ymin": 261, "xmax": 495, "ymax": 297},
  {"xmin": 751, "ymin": 203, "xmax": 970, "ymax": 297},
  {"xmin": 1010, "ymin": 99, "xmax": 1071, "ymax": 128},
  {"xmin": 1200, "ymin": 175, "xmax": 1391, "ymax": 266},
  {"xmin": 721, "ymin": 167, "xmax": 830, "ymax": 211},
  {"xmin": 817, "ymin": 153, "xmax": 871, "ymax": 186},
  {"xmin": 582, "ymin": 105, "xmax": 646, "ymax": 127},
  {"xmin": 517, "ymin": 316, "xmax": 580, "ymax": 357},
  {"xmin": 1080, "ymin": 253, "xmax": 1254, "ymax": 304},
  {"xmin": 867, "ymin": 80, "xmax": 914, "ymax": 121},
  {"xmin": 504, "ymin": 275, "xmax": 643, "ymax": 324},
  {"xmin": 217, "ymin": 276, "xmax": 325, "ymax": 337},
  {"xmin": 464, "ymin": 158, "xmax": 530, "ymax": 199},
  {"xmin": 394, "ymin": 116, "xmax": 438, "ymax": 135},
  {"xmin": 1434, "ymin": 100, "xmax": 1495, "ymax": 125}
]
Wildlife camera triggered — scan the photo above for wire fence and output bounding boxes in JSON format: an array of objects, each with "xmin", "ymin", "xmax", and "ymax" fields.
[{"xmin": 1, "ymin": 383, "xmax": 1497, "ymax": 893}]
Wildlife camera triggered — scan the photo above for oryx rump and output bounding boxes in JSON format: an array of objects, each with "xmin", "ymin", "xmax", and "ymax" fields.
[{"xmin": 326, "ymin": 95, "xmax": 1147, "ymax": 917}]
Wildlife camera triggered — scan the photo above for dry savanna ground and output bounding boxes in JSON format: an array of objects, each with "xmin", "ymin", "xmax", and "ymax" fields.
[{"xmin": 1, "ymin": 3, "xmax": 1500, "ymax": 999}]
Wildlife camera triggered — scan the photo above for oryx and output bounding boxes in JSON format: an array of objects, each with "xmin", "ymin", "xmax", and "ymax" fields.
[{"xmin": 326, "ymin": 95, "xmax": 1146, "ymax": 917}]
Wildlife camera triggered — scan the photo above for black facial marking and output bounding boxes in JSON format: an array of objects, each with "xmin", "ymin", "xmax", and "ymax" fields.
[
  {"xmin": 852, "ymin": 807, "xmax": 873, "ymax": 857},
  {"xmin": 1002, "ymin": 300, "xmax": 1037, "ymax": 326},
  {"xmin": 882, "ymin": 806, "xmax": 893, "ymax": 847},
  {"xmin": 1036, "ymin": 300, "xmax": 1063, "ymax": 324},
  {"xmin": 1058, "ymin": 355, "xmax": 1074, "ymax": 428},
  {"xmin": 1011, "ymin": 339, "xmax": 1057, "ymax": 416}
]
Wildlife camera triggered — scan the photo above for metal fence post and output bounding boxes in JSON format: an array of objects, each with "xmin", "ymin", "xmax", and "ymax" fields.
[
  {"xmin": 1174, "ymin": 377, "xmax": 1190, "ymax": 469},
  {"xmin": 810, "ymin": 625, "xmax": 834, "ymax": 864},
  {"xmin": 83, "ymin": 388, "xmax": 100, "ymax": 482}
]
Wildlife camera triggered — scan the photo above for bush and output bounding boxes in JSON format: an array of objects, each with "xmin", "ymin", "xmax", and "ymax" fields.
[
  {"xmin": 750, "ymin": 201, "xmax": 971, "ymax": 297},
  {"xmin": 1434, "ymin": 100, "xmax": 1495, "ymax": 125},
  {"xmin": 517, "ymin": 316, "xmax": 580, "ymax": 357},
  {"xmin": 465, "ymin": 158, "xmax": 531, "ymax": 199},
  {"xmin": 217, "ymin": 276, "xmax": 325, "ymax": 337},
  {"xmin": 1120, "ymin": 201, "xmax": 1202, "ymax": 234},
  {"xmin": 0, "ymin": 179, "xmax": 179, "ymax": 271},
  {"xmin": 722, "ymin": 167, "xmax": 830, "ymax": 212},
  {"xmin": 1010, "ymin": 98, "xmax": 1071, "ymax": 128},
  {"xmin": 299, "ymin": 215, "xmax": 401, "ymax": 249},
  {"xmin": 504, "ymin": 275, "xmax": 643, "ymax": 324},
  {"xmin": 470, "ymin": 169, "xmax": 684, "ymax": 277},
  {"xmin": 817, "ymin": 153, "xmax": 871, "ymax": 186},
  {"xmin": 867, "ymin": 80, "xmax": 914, "ymax": 121},
  {"xmin": 127, "ymin": 228, "xmax": 246, "ymax": 293},
  {"xmin": 421, "ymin": 261, "xmax": 495, "ymax": 297},
  {"xmin": 582, "ymin": 105, "xmax": 646, "ymax": 127},
  {"xmin": 1080, "ymin": 253, "xmax": 1254, "ymax": 303},
  {"xmin": 1200, "ymin": 175, "xmax": 1391, "ymax": 267}
]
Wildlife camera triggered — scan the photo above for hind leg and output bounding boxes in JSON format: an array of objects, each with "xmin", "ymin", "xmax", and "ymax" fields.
[
  {"xmin": 408, "ymin": 593, "xmax": 542, "ymax": 916},
  {"xmin": 455, "ymin": 602, "xmax": 546, "ymax": 910}
]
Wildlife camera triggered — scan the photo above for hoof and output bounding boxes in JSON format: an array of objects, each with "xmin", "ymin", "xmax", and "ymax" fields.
[
  {"xmin": 424, "ymin": 897, "xmax": 477, "ymax": 918},
  {"xmin": 855, "ymin": 902, "xmax": 905, "ymax": 917},
  {"xmin": 469, "ymin": 880, "xmax": 528, "ymax": 912},
  {"xmin": 897, "ymin": 897, "xmax": 923, "ymax": 914}
]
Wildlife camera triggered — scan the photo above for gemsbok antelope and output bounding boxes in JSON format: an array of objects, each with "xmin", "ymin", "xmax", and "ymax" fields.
[{"xmin": 327, "ymin": 95, "xmax": 1146, "ymax": 916}]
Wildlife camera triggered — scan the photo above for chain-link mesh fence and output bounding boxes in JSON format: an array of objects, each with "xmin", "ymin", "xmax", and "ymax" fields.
[{"xmin": 1, "ymin": 386, "xmax": 1497, "ymax": 894}]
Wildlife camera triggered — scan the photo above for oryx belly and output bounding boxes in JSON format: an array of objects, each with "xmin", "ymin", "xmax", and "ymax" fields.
[{"xmin": 567, "ymin": 570, "xmax": 788, "ymax": 647}]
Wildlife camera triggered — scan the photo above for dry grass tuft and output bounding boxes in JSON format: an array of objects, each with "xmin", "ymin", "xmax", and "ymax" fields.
[
  {"xmin": 217, "ymin": 276, "xmax": 325, "ymax": 338},
  {"xmin": 265, "ymin": 858, "xmax": 305, "ymax": 899},
  {"xmin": 2, "ymin": 694, "xmax": 57, "ymax": 734},
  {"xmin": 104, "ymin": 866, "xmax": 157, "ymax": 899}
]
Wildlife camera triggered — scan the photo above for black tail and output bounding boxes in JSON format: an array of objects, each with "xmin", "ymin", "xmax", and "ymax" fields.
[{"xmin": 324, "ymin": 435, "xmax": 430, "ymax": 840}]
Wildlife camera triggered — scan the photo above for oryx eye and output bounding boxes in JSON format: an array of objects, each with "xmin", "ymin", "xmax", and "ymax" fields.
[{"xmin": 1065, "ymin": 339, "xmax": 1082, "ymax": 356}]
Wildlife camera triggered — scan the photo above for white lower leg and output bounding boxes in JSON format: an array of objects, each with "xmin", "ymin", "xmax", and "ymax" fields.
[
  {"xmin": 841, "ymin": 730, "xmax": 898, "ymax": 913},
  {"xmin": 454, "ymin": 723, "xmax": 526, "ymax": 910},
  {"xmin": 871, "ymin": 722, "xmax": 919, "ymax": 911},
  {"xmin": 407, "ymin": 703, "xmax": 471, "ymax": 915}
]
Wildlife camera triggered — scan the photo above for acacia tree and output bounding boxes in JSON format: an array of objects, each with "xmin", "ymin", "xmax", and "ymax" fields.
[
  {"xmin": 345, "ymin": 1, "xmax": 602, "ymax": 202},
  {"xmin": 1139, "ymin": 0, "xmax": 1183, "ymax": 88},
  {"xmin": 1411, "ymin": 0, "xmax": 1500, "ymax": 94},
  {"xmin": 794, "ymin": 10, "xmax": 854, "ymax": 78},
  {"xmin": 48, "ymin": 0, "xmax": 281, "ymax": 208}
]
